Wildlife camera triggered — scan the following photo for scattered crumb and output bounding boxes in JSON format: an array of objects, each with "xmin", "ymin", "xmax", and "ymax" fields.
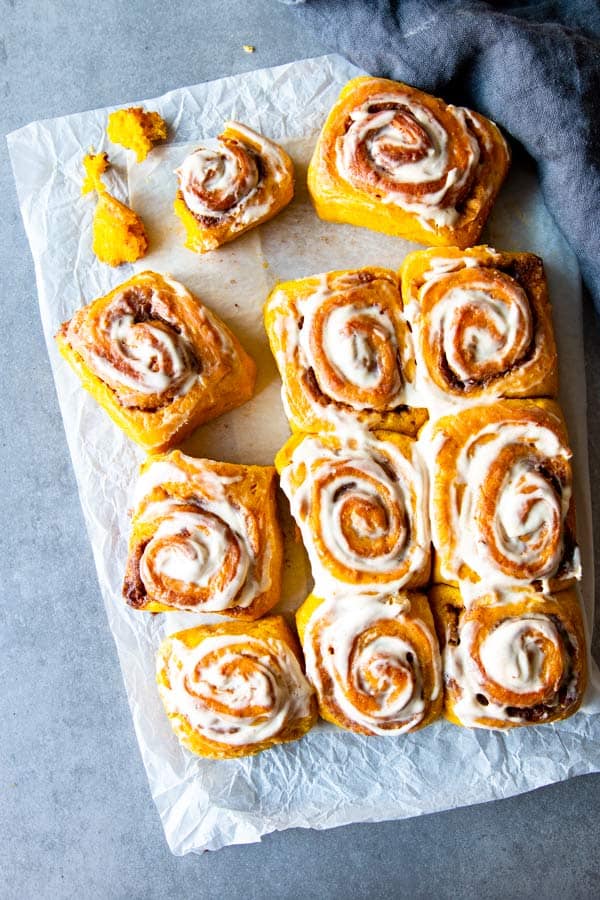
[
  {"xmin": 107, "ymin": 107, "xmax": 168, "ymax": 162},
  {"xmin": 243, "ymin": 44, "xmax": 256, "ymax": 53},
  {"xmin": 81, "ymin": 151, "xmax": 109, "ymax": 195},
  {"xmin": 92, "ymin": 192, "xmax": 148, "ymax": 266}
]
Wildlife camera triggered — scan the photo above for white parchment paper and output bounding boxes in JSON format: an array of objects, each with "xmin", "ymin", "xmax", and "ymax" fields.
[{"xmin": 8, "ymin": 55, "xmax": 600, "ymax": 856}]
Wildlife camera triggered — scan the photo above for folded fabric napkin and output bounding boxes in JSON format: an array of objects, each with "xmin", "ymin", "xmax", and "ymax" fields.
[{"xmin": 279, "ymin": 0, "xmax": 600, "ymax": 310}]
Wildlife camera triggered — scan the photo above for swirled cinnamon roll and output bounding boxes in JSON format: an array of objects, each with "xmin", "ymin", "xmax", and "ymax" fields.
[
  {"xmin": 264, "ymin": 267, "xmax": 427, "ymax": 435},
  {"xmin": 428, "ymin": 400, "xmax": 580, "ymax": 592},
  {"xmin": 401, "ymin": 246, "xmax": 558, "ymax": 410},
  {"xmin": 123, "ymin": 450, "xmax": 283, "ymax": 617},
  {"xmin": 55, "ymin": 271, "xmax": 256, "ymax": 452},
  {"xmin": 276, "ymin": 430, "xmax": 431, "ymax": 595},
  {"xmin": 308, "ymin": 77, "xmax": 509, "ymax": 248},
  {"xmin": 430, "ymin": 584, "xmax": 587, "ymax": 728},
  {"xmin": 157, "ymin": 616, "xmax": 317, "ymax": 758},
  {"xmin": 297, "ymin": 591, "xmax": 442, "ymax": 735},
  {"xmin": 174, "ymin": 121, "xmax": 294, "ymax": 252}
]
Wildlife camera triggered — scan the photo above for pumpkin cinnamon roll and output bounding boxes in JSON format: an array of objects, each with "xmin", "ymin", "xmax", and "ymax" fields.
[
  {"xmin": 430, "ymin": 584, "xmax": 587, "ymax": 728},
  {"xmin": 174, "ymin": 121, "xmax": 294, "ymax": 252},
  {"xmin": 123, "ymin": 450, "xmax": 283, "ymax": 617},
  {"xmin": 400, "ymin": 246, "xmax": 558, "ymax": 409},
  {"xmin": 308, "ymin": 76, "xmax": 509, "ymax": 248},
  {"xmin": 428, "ymin": 400, "xmax": 580, "ymax": 592},
  {"xmin": 157, "ymin": 616, "xmax": 317, "ymax": 758},
  {"xmin": 55, "ymin": 271, "xmax": 256, "ymax": 452},
  {"xmin": 297, "ymin": 591, "xmax": 442, "ymax": 735},
  {"xmin": 276, "ymin": 430, "xmax": 430, "ymax": 595},
  {"xmin": 264, "ymin": 266, "xmax": 427, "ymax": 435}
]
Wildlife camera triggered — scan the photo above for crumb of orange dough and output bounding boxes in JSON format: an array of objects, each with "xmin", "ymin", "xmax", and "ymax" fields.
[
  {"xmin": 81, "ymin": 151, "xmax": 148, "ymax": 266},
  {"xmin": 107, "ymin": 107, "xmax": 168, "ymax": 162},
  {"xmin": 81, "ymin": 152, "xmax": 109, "ymax": 195},
  {"xmin": 92, "ymin": 191, "xmax": 148, "ymax": 266}
]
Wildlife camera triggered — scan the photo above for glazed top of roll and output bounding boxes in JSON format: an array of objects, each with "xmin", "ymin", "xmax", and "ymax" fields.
[
  {"xmin": 323, "ymin": 77, "xmax": 509, "ymax": 231},
  {"xmin": 175, "ymin": 121, "xmax": 290, "ymax": 226},
  {"xmin": 62, "ymin": 271, "xmax": 234, "ymax": 412},
  {"xmin": 159, "ymin": 625, "xmax": 314, "ymax": 747}
]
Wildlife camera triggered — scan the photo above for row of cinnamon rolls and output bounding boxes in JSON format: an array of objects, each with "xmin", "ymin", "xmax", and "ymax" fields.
[{"xmin": 157, "ymin": 578, "xmax": 587, "ymax": 758}]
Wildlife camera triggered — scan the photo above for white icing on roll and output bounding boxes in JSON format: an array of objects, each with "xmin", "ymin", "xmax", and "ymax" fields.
[
  {"xmin": 139, "ymin": 502, "xmax": 251, "ymax": 611},
  {"xmin": 437, "ymin": 420, "xmax": 576, "ymax": 589},
  {"xmin": 88, "ymin": 287, "xmax": 199, "ymax": 400},
  {"xmin": 445, "ymin": 608, "xmax": 578, "ymax": 726},
  {"xmin": 304, "ymin": 595, "xmax": 440, "ymax": 735},
  {"xmin": 280, "ymin": 430, "xmax": 430, "ymax": 595},
  {"xmin": 402, "ymin": 251, "xmax": 548, "ymax": 418},
  {"xmin": 478, "ymin": 616, "xmax": 554, "ymax": 693},
  {"xmin": 269, "ymin": 271, "xmax": 419, "ymax": 425},
  {"xmin": 133, "ymin": 454, "xmax": 267, "ymax": 613},
  {"xmin": 337, "ymin": 94, "xmax": 480, "ymax": 229},
  {"xmin": 161, "ymin": 633, "xmax": 313, "ymax": 746},
  {"xmin": 175, "ymin": 121, "xmax": 288, "ymax": 224}
]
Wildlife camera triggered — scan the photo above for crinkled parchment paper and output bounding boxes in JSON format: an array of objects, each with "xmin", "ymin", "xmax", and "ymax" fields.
[{"xmin": 8, "ymin": 55, "xmax": 600, "ymax": 856}]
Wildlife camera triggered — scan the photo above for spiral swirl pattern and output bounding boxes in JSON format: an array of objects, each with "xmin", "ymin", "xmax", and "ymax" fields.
[
  {"xmin": 175, "ymin": 121, "xmax": 290, "ymax": 226},
  {"xmin": 298, "ymin": 271, "xmax": 406, "ymax": 411},
  {"xmin": 430, "ymin": 402, "xmax": 579, "ymax": 590},
  {"xmin": 457, "ymin": 423, "xmax": 571, "ymax": 585},
  {"xmin": 303, "ymin": 595, "xmax": 441, "ymax": 735},
  {"xmin": 442, "ymin": 594, "xmax": 585, "ymax": 726},
  {"xmin": 420, "ymin": 266, "xmax": 533, "ymax": 391},
  {"xmin": 337, "ymin": 91, "xmax": 480, "ymax": 227},
  {"xmin": 64, "ymin": 274, "xmax": 241, "ymax": 410},
  {"xmin": 176, "ymin": 141, "xmax": 259, "ymax": 219},
  {"xmin": 138, "ymin": 500, "xmax": 253, "ymax": 612},
  {"xmin": 161, "ymin": 632, "xmax": 314, "ymax": 747},
  {"xmin": 279, "ymin": 432, "xmax": 430, "ymax": 594}
]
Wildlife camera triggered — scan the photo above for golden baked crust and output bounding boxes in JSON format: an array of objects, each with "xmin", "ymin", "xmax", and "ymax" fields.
[
  {"xmin": 296, "ymin": 590, "xmax": 442, "ymax": 735},
  {"xmin": 156, "ymin": 616, "xmax": 318, "ymax": 758},
  {"xmin": 174, "ymin": 121, "xmax": 294, "ymax": 252},
  {"xmin": 55, "ymin": 271, "xmax": 256, "ymax": 452},
  {"xmin": 123, "ymin": 450, "xmax": 283, "ymax": 618},
  {"xmin": 430, "ymin": 584, "xmax": 587, "ymax": 728},
  {"xmin": 429, "ymin": 399, "xmax": 580, "ymax": 591},
  {"xmin": 264, "ymin": 266, "xmax": 427, "ymax": 435},
  {"xmin": 307, "ymin": 76, "xmax": 510, "ymax": 248},
  {"xmin": 276, "ymin": 429, "xmax": 431, "ymax": 594},
  {"xmin": 400, "ymin": 245, "xmax": 558, "ymax": 405}
]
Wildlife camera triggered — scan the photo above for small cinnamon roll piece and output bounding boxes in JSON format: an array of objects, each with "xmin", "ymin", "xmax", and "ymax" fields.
[{"xmin": 174, "ymin": 121, "xmax": 294, "ymax": 252}]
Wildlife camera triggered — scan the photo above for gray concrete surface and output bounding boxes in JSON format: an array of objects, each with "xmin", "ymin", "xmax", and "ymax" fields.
[{"xmin": 2, "ymin": 1, "xmax": 600, "ymax": 897}]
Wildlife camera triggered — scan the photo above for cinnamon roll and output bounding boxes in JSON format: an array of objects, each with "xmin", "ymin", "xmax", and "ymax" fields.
[
  {"xmin": 428, "ymin": 400, "xmax": 580, "ymax": 592},
  {"xmin": 430, "ymin": 584, "xmax": 587, "ymax": 728},
  {"xmin": 157, "ymin": 616, "xmax": 317, "ymax": 758},
  {"xmin": 308, "ymin": 76, "xmax": 510, "ymax": 248},
  {"xmin": 55, "ymin": 271, "xmax": 256, "ymax": 452},
  {"xmin": 276, "ymin": 430, "xmax": 431, "ymax": 595},
  {"xmin": 123, "ymin": 450, "xmax": 283, "ymax": 617},
  {"xmin": 401, "ymin": 246, "xmax": 558, "ymax": 410},
  {"xmin": 174, "ymin": 121, "xmax": 294, "ymax": 252},
  {"xmin": 297, "ymin": 591, "xmax": 442, "ymax": 735},
  {"xmin": 264, "ymin": 266, "xmax": 427, "ymax": 435}
]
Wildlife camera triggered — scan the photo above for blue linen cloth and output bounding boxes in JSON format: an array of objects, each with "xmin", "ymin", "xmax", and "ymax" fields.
[{"xmin": 279, "ymin": 0, "xmax": 600, "ymax": 309}]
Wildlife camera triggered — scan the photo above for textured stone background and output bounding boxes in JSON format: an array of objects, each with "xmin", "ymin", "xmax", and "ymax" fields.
[{"xmin": 2, "ymin": 1, "xmax": 599, "ymax": 896}]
